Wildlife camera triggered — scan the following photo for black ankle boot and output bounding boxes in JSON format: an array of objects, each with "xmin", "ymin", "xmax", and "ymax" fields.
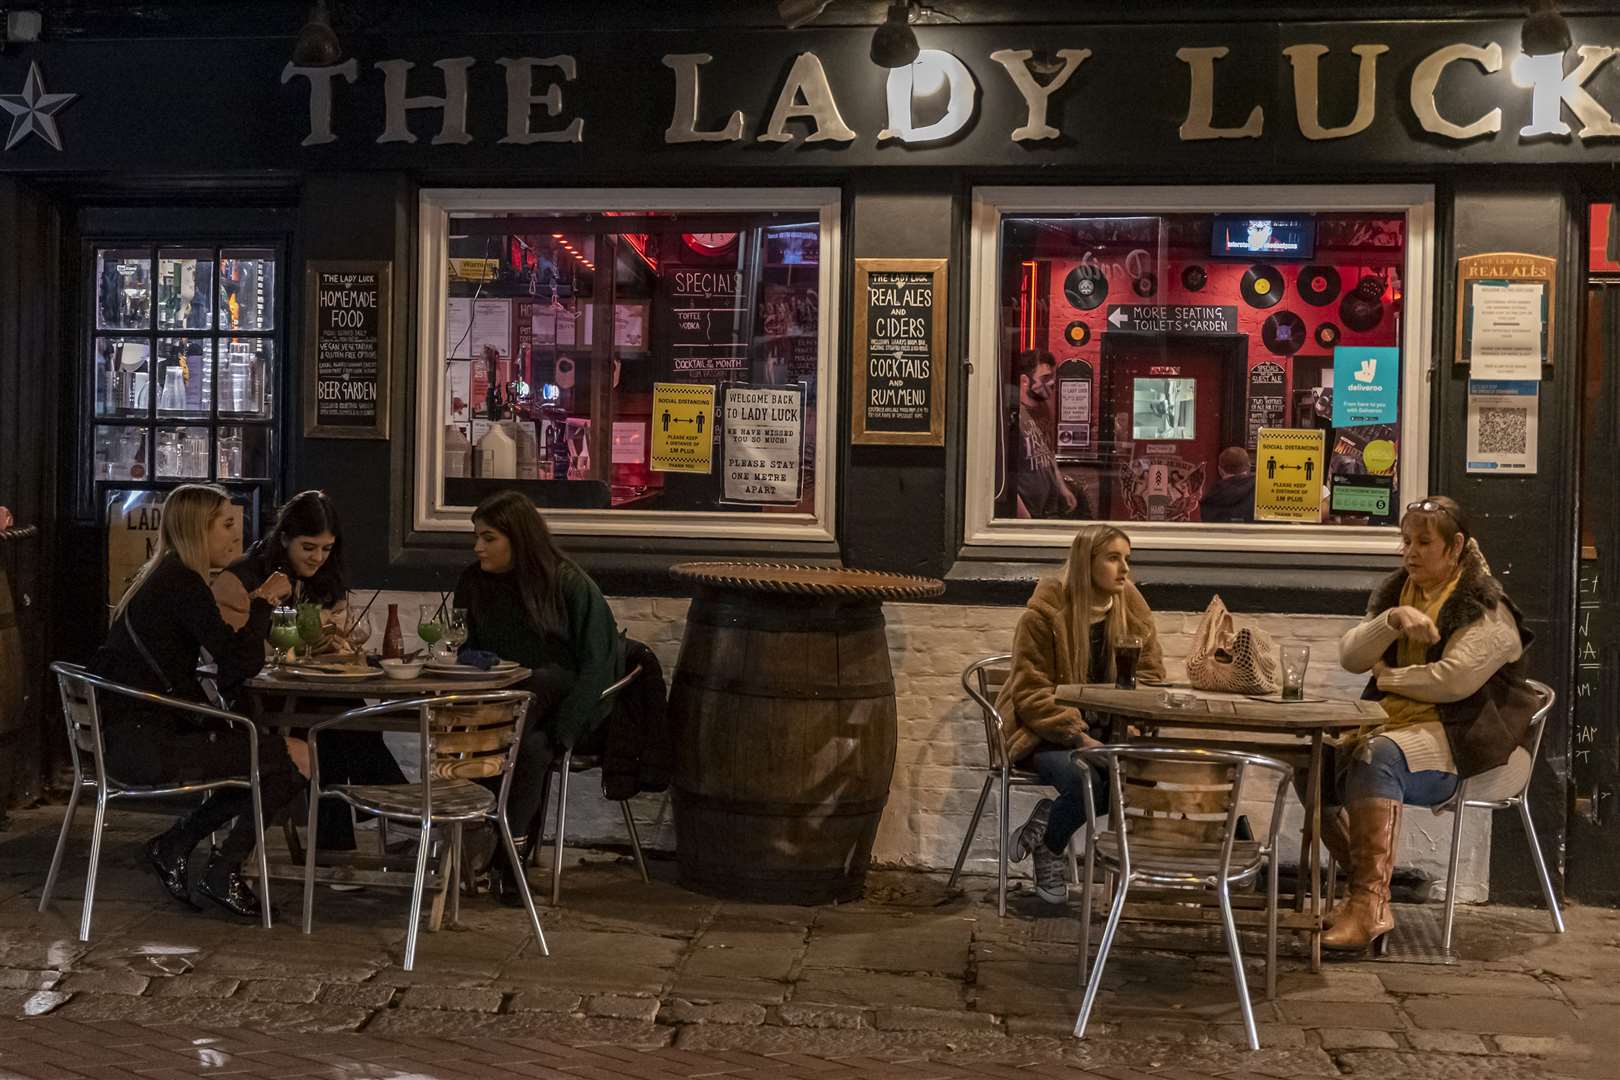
[
  {"xmin": 486, "ymin": 838, "xmax": 532, "ymax": 908},
  {"xmin": 196, "ymin": 856, "xmax": 274, "ymax": 920},
  {"xmin": 144, "ymin": 829, "xmax": 201, "ymax": 911}
]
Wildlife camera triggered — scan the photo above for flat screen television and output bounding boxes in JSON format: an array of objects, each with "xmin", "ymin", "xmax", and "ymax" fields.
[{"xmin": 1211, "ymin": 215, "xmax": 1316, "ymax": 259}]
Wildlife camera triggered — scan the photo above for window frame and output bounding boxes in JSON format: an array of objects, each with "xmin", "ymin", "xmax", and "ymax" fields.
[
  {"xmin": 413, "ymin": 187, "xmax": 842, "ymax": 541},
  {"xmin": 964, "ymin": 183, "xmax": 1436, "ymax": 555}
]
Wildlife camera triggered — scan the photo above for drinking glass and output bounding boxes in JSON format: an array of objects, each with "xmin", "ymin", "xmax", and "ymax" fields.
[
  {"xmin": 1115, "ymin": 634, "xmax": 1144, "ymax": 690},
  {"xmin": 1279, "ymin": 643, "xmax": 1312, "ymax": 701},
  {"xmin": 269, "ymin": 606, "xmax": 301, "ymax": 666},
  {"xmin": 296, "ymin": 601, "xmax": 326, "ymax": 658},
  {"xmin": 417, "ymin": 603, "xmax": 444, "ymax": 659},
  {"xmin": 442, "ymin": 607, "xmax": 468, "ymax": 660},
  {"xmin": 345, "ymin": 603, "xmax": 373, "ymax": 654}
]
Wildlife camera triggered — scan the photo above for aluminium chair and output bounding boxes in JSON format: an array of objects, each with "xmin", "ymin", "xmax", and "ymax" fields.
[
  {"xmin": 300, "ymin": 689, "xmax": 542, "ymax": 971},
  {"xmin": 527, "ymin": 664, "xmax": 650, "ymax": 906},
  {"xmin": 41, "ymin": 661, "xmax": 275, "ymax": 941},
  {"xmin": 949, "ymin": 654, "xmax": 1081, "ymax": 917},
  {"xmin": 1073, "ymin": 744, "xmax": 1292, "ymax": 1052}
]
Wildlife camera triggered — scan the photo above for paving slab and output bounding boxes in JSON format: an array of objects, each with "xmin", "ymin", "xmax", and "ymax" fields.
[
  {"xmin": 802, "ymin": 911, "xmax": 975, "ymax": 977},
  {"xmin": 1333, "ymin": 1048, "xmax": 1566, "ymax": 1080},
  {"xmin": 52, "ymin": 992, "xmax": 371, "ymax": 1033},
  {"xmin": 792, "ymin": 970, "xmax": 967, "ymax": 1011},
  {"xmin": 1401, "ymin": 994, "xmax": 1582, "ymax": 1037}
]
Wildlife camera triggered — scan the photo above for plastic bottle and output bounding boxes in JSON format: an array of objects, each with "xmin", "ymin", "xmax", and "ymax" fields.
[
  {"xmin": 512, "ymin": 420, "xmax": 539, "ymax": 480},
  {"xmin": 382, "ymin": 603, "xmax": 403, "ymax": 660},
  {"xmin": 477, "ymin": 421, "xmax": 518, "ymax": 479},
  {"xmin": 444, "ymin": 424, "xmax": 470, "ymax": 478}
]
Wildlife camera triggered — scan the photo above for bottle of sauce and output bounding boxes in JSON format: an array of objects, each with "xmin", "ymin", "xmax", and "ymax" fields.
[{"xmin": 382, "ymin": 603, "xmax": 404, "ymax": 660}]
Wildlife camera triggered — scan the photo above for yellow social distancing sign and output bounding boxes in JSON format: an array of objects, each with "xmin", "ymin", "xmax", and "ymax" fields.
[
  {"xmin": 650, "ymin": 382, "xmax": 716, "ymax": 474},
  {"xmin": 1254, "ymin": 428, "xmax": 1325, "ymax": 522}
]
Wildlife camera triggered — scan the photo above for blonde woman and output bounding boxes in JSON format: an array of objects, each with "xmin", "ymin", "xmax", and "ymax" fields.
[
  {"xmin": 89, "ymin": 484, "xmax": 305, "ymax": 919},
  {"xmin": 994, "ymin": 524, "xmax": 1164, "ymax": 903}
]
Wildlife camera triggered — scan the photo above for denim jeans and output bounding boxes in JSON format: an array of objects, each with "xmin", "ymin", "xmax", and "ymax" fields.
[
  {"xmin": 1028, "ymin": 746, "xmax": 1110, "ymax": 855},
  {"xmin": 1337, "ymin": 736, "xmax": 1460, "ymax": 808}
]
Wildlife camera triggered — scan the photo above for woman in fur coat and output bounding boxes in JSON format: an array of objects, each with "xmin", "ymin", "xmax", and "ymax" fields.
[{"xmin": 994, "ymin": 524, "xmax": 1165, "ymax": 903}]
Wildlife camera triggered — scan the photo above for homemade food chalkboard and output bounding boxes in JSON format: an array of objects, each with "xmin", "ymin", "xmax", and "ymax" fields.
[
  {"xmin": 851, "ymin": 258, "xmax": 946, "ymax": 446},
  {"xmin": 303, "ymin": 260, "xmax": 392, "ymax": 439}
]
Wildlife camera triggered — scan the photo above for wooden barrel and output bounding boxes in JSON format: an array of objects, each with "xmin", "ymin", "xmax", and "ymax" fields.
[{"xmin": 670, "ymin": 588, "xmax": 899, "ymax": 904}]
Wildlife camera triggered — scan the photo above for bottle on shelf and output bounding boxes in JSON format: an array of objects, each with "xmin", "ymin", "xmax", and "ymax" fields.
[
  {"xmin": 477, "ymin": 419, "xmax": 518, "ymax": 479},
  {"xmin": 512, "ymin": 420, "xmax": 539, "ymax": 480},
  {"xmin": 444, "ymin": 424, "xmax": 470, "ymax": 478},
  {"xmin": 382, "ymin": 603, "xmax": 404, "ymax": 660}
]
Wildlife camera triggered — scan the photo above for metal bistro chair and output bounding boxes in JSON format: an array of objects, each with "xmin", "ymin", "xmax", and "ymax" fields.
[
  {"xmin": 41, "ymin": 662, "xmax": 275, "ymax": 941},
  {"xmin": 527, "ymin": 664, "xmax": 650, "ymax": 906},
  {"xmin": 1073, "ymin": 744, "xmax": 1292, "ymax": 1052},
  {"xmin": 949, "ymin": 655, "xmax": 1080, "ymax": 917},
  {"xmin": 301, "ymin": 689, "xmax": 543, "ymax": 971}
]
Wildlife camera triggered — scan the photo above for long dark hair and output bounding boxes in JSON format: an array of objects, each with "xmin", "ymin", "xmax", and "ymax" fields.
[
  {"xmin": 472, "ymin": 490, "xmax": 568, "ymax": 634},
  {"xmin": 263, "ymin": 490, "xmax": 347, "ymax": 606}
]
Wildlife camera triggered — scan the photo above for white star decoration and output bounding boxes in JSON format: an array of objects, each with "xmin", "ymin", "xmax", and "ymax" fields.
[{"xmin": 0, "ymin": 62, "xmax": 77, "ymax": 152}]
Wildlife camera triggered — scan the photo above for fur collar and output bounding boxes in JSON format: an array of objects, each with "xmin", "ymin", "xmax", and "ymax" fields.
[{"xmin": 1367, "ymin": 540, "xmax": 1504, "ymax": 644}]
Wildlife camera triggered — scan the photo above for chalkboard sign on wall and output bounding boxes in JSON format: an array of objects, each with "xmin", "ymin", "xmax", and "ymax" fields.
[
  {"xmin": 851, "ymin": 258, "xmax": 946, "ymax": 446},
  {"xmin": 303, "ymin": 260, "xmax": 392, "ymax": 439}
]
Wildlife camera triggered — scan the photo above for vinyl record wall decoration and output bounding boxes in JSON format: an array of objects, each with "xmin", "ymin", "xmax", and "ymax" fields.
[
  {"xmin": 1241, "ymin": 264, "xmax": 1285, "ymax": 308},
  {"xmin": 1298, "ymin": 265, "xmax": 1341, "ymax": 305},
  {"xmin": 1262, "ymin": 311, "xmax": 1307, "ymax": 355},
  {"xmin": 1064, "ymin": 320, "xmax": 1091, "ymax": 346},
  {"xmin": 1132, "ymin": 273, "xmax": 1157, "ymax": 297},
  {"xmin": 1314, "ymin": 322, "xmax": 1341, "ymax": 348},
  {"xmin": 1181, "ymin": 264, "xmax": 1208, "ymax": 291},
  {"xmin": 1340, "ymin": 291, "xmax": 1383, "ymax": 332},
  {"xmin": 1063, "ymin": 266, "xmax": 1108, "ymax": 310}
]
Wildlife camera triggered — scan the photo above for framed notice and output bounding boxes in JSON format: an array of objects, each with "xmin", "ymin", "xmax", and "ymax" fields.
[
  {"xmin": 303, "ymin": 260, "xmax": 392, "ymax": 439},
  {"xmin": 1454, "ymin": 252, "xmax": 1555, "ymax": 374},
  {"xmin": 852, "ymin": 258, "xmax": 946, "ymax": 446}
]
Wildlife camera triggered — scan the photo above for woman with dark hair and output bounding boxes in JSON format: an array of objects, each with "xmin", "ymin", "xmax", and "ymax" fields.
[
  {"xmin": 90, "ymin": 484, "xmax": 305, "ymax": 918},
  {"xmin": 214, "ymin": 490, "xmax": 406, "ymax": 851},
  {"xmin": 1327, "ymin": 495, "xmax": 1536, "ymax": 953},
  {"xmin": 454, "ymin": 489, "xmax": 623, "ymax": 903}
]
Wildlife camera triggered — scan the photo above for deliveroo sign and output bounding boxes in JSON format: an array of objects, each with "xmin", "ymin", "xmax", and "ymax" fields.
[{"xmin": 1332, "ymin": 346, "xmax": 1399, "ymax": 427}]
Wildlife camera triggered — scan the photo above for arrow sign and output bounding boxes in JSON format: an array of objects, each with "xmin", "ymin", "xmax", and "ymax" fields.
[{"xmin": 1103, "ymin": 304, "xmax": 1239, "ymax": 334}]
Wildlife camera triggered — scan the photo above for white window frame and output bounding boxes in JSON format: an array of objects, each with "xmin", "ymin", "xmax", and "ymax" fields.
[
  {"xmin": 414, "ymin": 187, "xmax": 841, "ymax": 541},
  {"xmin": 964, "ymin": 184, "xmax": 1435, "ymax": 555}
]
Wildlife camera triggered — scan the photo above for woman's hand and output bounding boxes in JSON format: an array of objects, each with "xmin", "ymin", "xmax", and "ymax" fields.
[
  {"xmin": 1386, "ymin": 605, "xmax": 1440, "ymax": 644},
  {"xmin": 252, "ymin": 571, "xmax": 292, "ymax": 605},
  {"xmin": 1371, "ymin": 659, "xmax": 1391, "ymax": 679}
]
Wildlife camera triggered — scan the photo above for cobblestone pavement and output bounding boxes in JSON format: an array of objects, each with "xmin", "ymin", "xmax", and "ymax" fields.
[{"xmin": 0, "ymin": 805, "xmax": 1614, "ymax": 1079}]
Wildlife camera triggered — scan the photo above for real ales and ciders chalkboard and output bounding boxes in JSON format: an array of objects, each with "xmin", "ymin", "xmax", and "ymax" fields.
[
  {"xmin": 303, "ymin": 261, "xmax": 392, "ymax": 439},
  {"xmin": 852, "ymin": 258, "xmax": 946, "ymax": 446}
]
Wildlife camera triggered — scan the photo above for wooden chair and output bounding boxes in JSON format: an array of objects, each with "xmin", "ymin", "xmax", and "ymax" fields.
[
  {"xmin": 1073, "ymin": 744, "xmax": 1292, "ymax": 1051},
  {"xmin": 300, "ymin": 689, "xmax": 542, "ymax": 971},
  {"xmin": 949, "ymin": 655, "xmax": 1080, "ymax": 916},
  {"xmin": 41, "ymin": 662, "xmax": 275, "ymax": 941}
]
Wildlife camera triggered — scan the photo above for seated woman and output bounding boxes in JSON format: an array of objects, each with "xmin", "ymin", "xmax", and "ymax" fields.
[
  {"xmin": 89, "ymin": 484, "xmax": 307, "ymax": 918},
  {"xmin": 213, "ymin": 490, "xmax": 406, "ymax": 851},
  {"xmin": 1329, "ymin": 495, "xmax": 1536, "ymax": 952},
  {"xmin": 453, "ymin": 490, "xmax": 622, "ymax": 904},
  {"xmin": 994, "ymin": 524, "xmax": 1165, "ymax": 903}
]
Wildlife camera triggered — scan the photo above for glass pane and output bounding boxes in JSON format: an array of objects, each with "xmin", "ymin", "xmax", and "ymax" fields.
[
  {"xmin": 994, "ymin": 211, "xmax": 1405, "ymax": 526},
  {"xmin": 220, "ymin": 249, "xmax": 277, "ymax": 331},
  {"xmin": 219, "ymin": 338, "xmax": 274, "ymax": 419},
  {"xmin": 441, "ymin": 210, "xmax": 821, "ymax": 517},
  {"xmin": 96, "ymin": 249, "xmax": 152, "ymax": 330},
  {"xmin": 157, "ymin": 249, "xmax": 216, "ymax": 331},
  {"xmin": 92, "ymin": 426, "xmax": 149, "ymax": 482},
  {"xmin": 155, "ymin": 425, "xmax": 211, "ymax": 479},
  {"xmin": 92, "ymin": 336, "xmax": 152, "ymax": 418},
  {"xmin": 154, "ymin": 337, "xmax": 214, "ymax": 417},
  {"xmin": 216, "ymin": 425, "xmax": 271, "ymax": 479}
]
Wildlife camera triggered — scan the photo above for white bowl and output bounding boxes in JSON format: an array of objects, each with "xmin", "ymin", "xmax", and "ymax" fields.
[{"xmin": 380, "ymin": 659, "xmax": 425, "ymax": 680}]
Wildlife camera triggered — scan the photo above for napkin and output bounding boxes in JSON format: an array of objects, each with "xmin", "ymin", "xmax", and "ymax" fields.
[{"xmin": 456, "ymin": 647, "xmax": 501, "ymax": 671}]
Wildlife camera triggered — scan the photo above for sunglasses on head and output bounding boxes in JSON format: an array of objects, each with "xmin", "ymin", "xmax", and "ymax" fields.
[{"xmin": 1405, "ymin": 499, "xmax": 1458, "ymax": 527}]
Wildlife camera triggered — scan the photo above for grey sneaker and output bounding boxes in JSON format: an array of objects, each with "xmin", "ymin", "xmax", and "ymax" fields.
[
  {"xmin": 1010, "ymin": 799, "xmax": 1053, "ymax": 864},
  {"xmin": 1030, "ymin": 838, "xmax": 1068, "ymax": 904}
]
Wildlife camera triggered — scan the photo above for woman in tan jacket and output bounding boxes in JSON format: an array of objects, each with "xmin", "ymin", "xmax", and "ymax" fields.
[{"xmin": 994, "ymin": 524, "xmax": 1164, "ymax": 903}]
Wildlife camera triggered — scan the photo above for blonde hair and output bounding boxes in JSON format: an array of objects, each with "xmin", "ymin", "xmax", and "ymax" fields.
[
  {"xmin": 112, "ymin": 484, "xmax": 229, "ymax": 621},
  {"xmin": 1061, "ymin": 524, "xmax": 1132, "ymax": 684}
]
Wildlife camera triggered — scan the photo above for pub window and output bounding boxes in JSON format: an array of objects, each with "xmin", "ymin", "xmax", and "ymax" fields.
[
  {"xmin": 415, "ymin": 189, "xmax": 839, "ymax": 540},
  {"xmin": 965, "ymin": 185, "xmax": 1435, "ymax": 553}
]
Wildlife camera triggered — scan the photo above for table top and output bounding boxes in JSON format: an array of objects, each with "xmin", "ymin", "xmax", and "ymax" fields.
[
  {"xmin": 244, "ymin": 665, "xmax": 531, "ymax": 698},
  {"xmin": 1056, "ymin": 683, "xmax": 1384, "ymax": 732},
  {"xmin": 671, "ymin": 561, "xmax": 944, "ymax": 600}
]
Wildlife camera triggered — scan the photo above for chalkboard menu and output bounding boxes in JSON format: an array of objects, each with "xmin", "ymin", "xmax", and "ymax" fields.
[
  {"xmin": 303, "ymin": 261, "xmax": 392, "ymax": 439},
  {"xmin": 1245, "ymin": 361, "xmax": 1286, "ymax": 450},
  {"xmin": 852, "ymin": 258, "xmax": 947, "ymax": 446},
  {"xmin": 661, "ymin": 264, "xmax": 749, "ymax": 380}
]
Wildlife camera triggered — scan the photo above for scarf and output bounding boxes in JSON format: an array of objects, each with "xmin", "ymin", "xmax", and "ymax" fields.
[{"xmin": 1354, "ymin": 566, "xmax": 1463, "ymax": 742}]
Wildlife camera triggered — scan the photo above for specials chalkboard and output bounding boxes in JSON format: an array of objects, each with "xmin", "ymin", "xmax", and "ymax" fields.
[
  {"xmin": 303, "ymin": 261, "xmax": 392, "ymax": 439},
  {"xmin": 1245, "ymin": 361, "xmax": 1287, "ymax": 450},
  {"xmin": 851, "ymin": 258, "xmax": 946, "ymax": 446}
]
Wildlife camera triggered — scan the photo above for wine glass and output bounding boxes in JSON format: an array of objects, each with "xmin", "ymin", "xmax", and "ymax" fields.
[
  {"xmin": 295, "ymin": 601, "xmax": 326, "ymax": 658},
  {"xmin": 442, "ymin": 607, "xmax": 468, "ymax": 662},
  {"xmin": 417, "ymin": 603, "xmax": 444, "ymax": 660},
  {"xmin": 269, "ymin": 606, "xmax": 300, "ymax": 666},
  {"xmin": 344, "ymin": 603, "xmax": 373, "ymax": 655}
]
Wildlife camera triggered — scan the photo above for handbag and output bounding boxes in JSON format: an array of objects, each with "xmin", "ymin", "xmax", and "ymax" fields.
[{"xmin": 1185, "ymin": 594, "xmax": 1280, "ymax": 695}]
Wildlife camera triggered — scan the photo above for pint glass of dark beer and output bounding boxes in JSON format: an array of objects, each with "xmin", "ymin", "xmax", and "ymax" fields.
[{"xmin": 1115, "ymin": 634, "xmax": 1144, "ymax": 690}]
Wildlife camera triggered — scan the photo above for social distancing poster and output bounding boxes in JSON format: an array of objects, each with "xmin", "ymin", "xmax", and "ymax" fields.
[
  {"xmin": 1253, "ymin": 427, "xmax": 1325, "ymax": 522},
  {"xmin": 650, "ymin": 382, "xmax": 715, "ymax": 474}
]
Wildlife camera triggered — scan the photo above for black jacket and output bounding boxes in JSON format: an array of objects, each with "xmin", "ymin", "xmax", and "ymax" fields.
[
  {"xmin": 1199, "ymin": 473, "xmax": 1256, "ymax": 523},
  {"xmin": 596, "ymin": 639, "xmax": 672, "ymax": 801},
  {"xmin": 91, "ymin": 554, "xmax": 272, "ymax": 724}
]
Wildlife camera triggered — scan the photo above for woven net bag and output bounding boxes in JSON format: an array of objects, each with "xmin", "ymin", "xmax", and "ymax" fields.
[{"xmin": 1185, "ymin": 594, "xmax": 1281, "ymax": 695}]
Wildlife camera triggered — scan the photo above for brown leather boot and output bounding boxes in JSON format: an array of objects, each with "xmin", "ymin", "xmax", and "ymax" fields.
[
  {"xmin": 1321, "ymin": 798, "xmax": 1401, "ymax": 953},
  {"xmin": 1320, "ymin": 806, "xmax": 1351, "ymax": 926}
]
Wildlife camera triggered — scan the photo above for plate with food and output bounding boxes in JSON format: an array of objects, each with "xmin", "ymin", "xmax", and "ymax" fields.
[
  {"xmin": 424, "ymin": 658, "xmax": 521, "ymax": 677},
  {"xmin": 273, "ymin": 663, "xmax": 379, "ymax": 681}
]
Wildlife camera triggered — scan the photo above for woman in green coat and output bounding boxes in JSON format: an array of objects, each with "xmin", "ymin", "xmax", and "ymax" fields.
[{"xmin": 453, "ymin": 490, "xmax": 622, "ymax": 904}]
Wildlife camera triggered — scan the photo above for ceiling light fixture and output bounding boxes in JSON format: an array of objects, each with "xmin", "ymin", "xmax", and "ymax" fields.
[
  {"xmin": 871, "ymin": 2, "xmax": 920, "ymax": 69},
  {"xmin": 1521, "ymin": 0, "xmax": 1572, "ymax": 57},
  {"xmin": 291, "ymin": 0, "xmax": 343, "ymax": 67}
]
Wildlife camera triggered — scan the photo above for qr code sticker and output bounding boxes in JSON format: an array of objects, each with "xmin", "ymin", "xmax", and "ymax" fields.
[{"xmin": 1477, "ymin": 407, "xmax": 1528, "ymax": 454}]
